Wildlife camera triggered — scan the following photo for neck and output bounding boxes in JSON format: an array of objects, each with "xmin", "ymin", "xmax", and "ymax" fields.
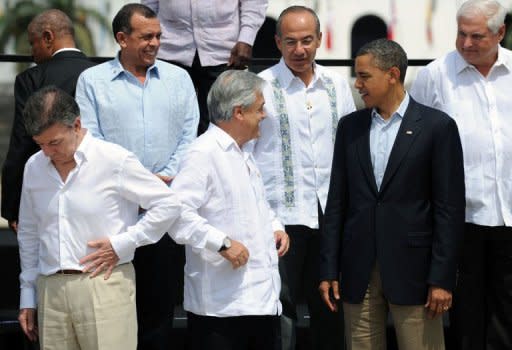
[
  {"xmin": 217, "ymin": 123, "xmax": 248, "ymax": 148},
  {"xmin": 119, "ymin": 52, "xmax": 149, "ymax": 82},
  {"xmin": 376, "ymin": 88, "xmax": 405, "ymax": 120}
]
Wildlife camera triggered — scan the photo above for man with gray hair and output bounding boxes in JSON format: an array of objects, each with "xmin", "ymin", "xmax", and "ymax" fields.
[
  {"xmin": 170, "ymin": 70, "xmax": 289, "ymax": 350},
  {"xmin": 17, "ymin": 86, "xmax": 181, "ymax": 349},
  {"xmin": 320, "ymin": 39, "xmax": 465, "ymax": 350},
  {"xmin": 410, "ymin": 0, "xmax": 512, "ymax": 348}
]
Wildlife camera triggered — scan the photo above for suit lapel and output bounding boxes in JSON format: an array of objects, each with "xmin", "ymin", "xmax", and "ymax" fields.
[
  {"xmin": 356, "ymin": 110, "xmax": 379, "ymax": 195},
  {"xmin": 379, "ymin": 99, "xmax": 422, "ymax": 194}
]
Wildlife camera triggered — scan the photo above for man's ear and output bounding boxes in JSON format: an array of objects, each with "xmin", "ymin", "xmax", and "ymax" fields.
[
  {"xmin": 388, "ymin": 66, "xmax": 401, "ymax": 84},
  {"xmin": 42, "ymin": 29, "xmax": 54, "ymax": 47},
  {"xmin": 232, "ymin": 106, "xmax": 244, "ymax": 121},
  {"xmin": 115, "ymin": 32, "xmax": 127, "ymax": 47}
]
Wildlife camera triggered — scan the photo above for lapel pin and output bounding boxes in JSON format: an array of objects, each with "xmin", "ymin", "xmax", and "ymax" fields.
[{"xmin": 406, "ymin": 130, "xmax": 413, "ymax": 135}]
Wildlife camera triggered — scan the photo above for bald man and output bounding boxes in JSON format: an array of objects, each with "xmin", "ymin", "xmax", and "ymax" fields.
[{"xmin": 1, "ymin": 9, "xmax": 95, "ymax": 232}]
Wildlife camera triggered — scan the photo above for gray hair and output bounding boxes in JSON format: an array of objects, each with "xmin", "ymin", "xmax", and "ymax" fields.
[
  {"xmin": 23, "ymin": 86, "xmax": 80, "ymax": 136},
  {"xmin": 276, "ymin": 5, "xmax": 321, "ymax": 38},
  {"xmin": 356, "ymin": 38, "xmax": 408, "ymax": 83},
  {"xmin": 207, "ymin": 70, "xmax": 265, "ymax": 124},
  {"xmin": 28, "ymin": 9, "xmax": 74, "ymax": 38},
  {"xmin": 457, "ymin": 0, "xmax": 506, "ymax": 34}
]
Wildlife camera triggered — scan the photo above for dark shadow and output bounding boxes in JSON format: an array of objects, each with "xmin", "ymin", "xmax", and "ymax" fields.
[
  {"xmin": 252, "ymin": 16, "xmax": 281, "ymax": 73},
  {"xmin": 351, "ymin": 15, "xmax": 388, "ymax": 76}
]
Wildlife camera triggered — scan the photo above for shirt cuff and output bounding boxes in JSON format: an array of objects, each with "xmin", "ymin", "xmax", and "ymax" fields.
[
  {"xmin": 238, "ymin": 26, "xmax": 258, "ymax": 46},
  {"xmin": 272, "ymin": 218, "xmax": 285, "ymax": 233},
  {"xmin": 204, "ymin": 227, "xmax": 227, "ymax": 252},
  {"xmin": 20, "ymin": 287, "xmax": 36, "ymax": 309},
  {"xmin": 109, "ymin": 234, "xmax": 136, "ymax": 262}
]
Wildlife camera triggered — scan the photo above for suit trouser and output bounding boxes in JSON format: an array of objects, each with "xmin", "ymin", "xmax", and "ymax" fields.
[
  {"xmin": 343, "ymin": 266, "xmax": 444, "ymax": 350},
  {"xmin": 133, "ymin": 234, "xmax": 184, "ymax": 350},
  {"xmin": 451, "ymin": 223, "xmax": 512, "ymax": 350},
  {"xmin": 187, "ymin": 312, "xmax": 281, "ymax": 350},
  {"xmin": 37, "ymin": 263, "xmax": 137, "ymax": 350},
  {"xmin": 280, "ymin": 225, "xmax": 345, "ymax": 350}
]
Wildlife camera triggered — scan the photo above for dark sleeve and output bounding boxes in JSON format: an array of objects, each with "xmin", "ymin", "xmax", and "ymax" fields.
[
  {"xmin": 319, "ymin": 118, "xmax": 348, "ymax": 281},
  {"xmin": 1, "ymin": 74, "xmax": 39, "ymax": 221},
  {"xmin": 427, "ymin": 113, "xmax": 466, "ymax": 291}
]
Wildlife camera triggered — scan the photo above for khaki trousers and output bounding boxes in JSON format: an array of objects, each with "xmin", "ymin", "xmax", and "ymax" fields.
[
  {"xmin": 37, "ymin": 263, "xmax": 137, "ymax": 350},
  {"xmin": 343, "ymin": 266, "xmax": 445, "ymax": 350}
]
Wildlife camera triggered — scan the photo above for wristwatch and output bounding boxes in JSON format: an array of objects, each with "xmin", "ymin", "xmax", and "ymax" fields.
[{"xmin": 218, "ymin": 237, "xmax": 232, "ymax": 252}]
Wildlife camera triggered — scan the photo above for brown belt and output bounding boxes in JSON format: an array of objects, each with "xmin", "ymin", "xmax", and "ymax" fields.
[{"xmin": 55, "ymin": 269, "xmax": 83, "ymax": 275}]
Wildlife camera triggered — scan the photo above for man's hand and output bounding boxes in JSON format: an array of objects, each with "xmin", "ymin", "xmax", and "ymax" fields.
[
  {"xmin": 274, "ymin": 230, "xmax": 290, "ymax": 257},
  {"xmin": 227, "ymin": 42, "xmax": 252, "ymax": 69},
  {"xmin": 8, "ymin": 220, "xmax": 18, "ymax": 234},
  {"xmin": 220, "ymin": 239, "xmax": 250, "ymax": 269},
  {"xmin": 79, "ymin": 238, "xmax": 120, "ymax": 280},
  {"xmin": 425, "ymin": 286, "xmax": 452, "ymax": 319},
  {"xmin": 18, "ymin": 308, "xmax": 38, "ymax": 341},
  {"xmin": 319, "ymin": 280, "xmax": 340, "ymax": 312},
  {"xmin": 155, "ymin": 174, "xmax": 173, "ymax": 185}
]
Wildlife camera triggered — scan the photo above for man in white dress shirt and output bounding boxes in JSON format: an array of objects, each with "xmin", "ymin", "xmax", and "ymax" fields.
[
  {"xmin": 410, "ymin": 0, "xmax": 512, "ymax": 348},
  {"xmin": 141, "ymin": 0, "xmax": 268, "ymax": 134},
  {"xmin": 171, "ymin": 70, "xmax": 289, "ymax": 350},
  {"xmin": 17, "ymin": 86, "xmax": 181, "ymax": 350},
  {"xmin": 251, "ymin": 6, "xmax": 356, "ymax": 349}
]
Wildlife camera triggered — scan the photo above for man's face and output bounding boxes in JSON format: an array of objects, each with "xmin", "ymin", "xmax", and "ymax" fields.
[
  {"xmin": 241, "ymin": 91, "xmax": 266, "ymax": 141},
  {"xmin": 117, "ymin": 13, "xmax": 161, "ymax": 70},
  {"xmin": 33, "ymin": 118, "xmax": 81, "ymax": 166},
  {"xmin": 354, "ymin": 54, "xmax": 394, "ymax": 110},
  {"xmin": 28, "ymin": 29, "xmax": 53, "ymax": 64},
  {"xmin": 275, "ymin": 11, "xmax": 321, "ymax": 80},
  {"xmin": 456, "ymin": 14, "xmax": 504, "ymax": 68}
]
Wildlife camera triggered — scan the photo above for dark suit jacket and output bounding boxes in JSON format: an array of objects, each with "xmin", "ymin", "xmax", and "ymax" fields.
[
  {"xmin": 320, "ymin": 97, "xmax": 465, "ymax": 305},
  {"xmin": 1, "ymin": 50, "xmax": 95, "ymax": 221}
]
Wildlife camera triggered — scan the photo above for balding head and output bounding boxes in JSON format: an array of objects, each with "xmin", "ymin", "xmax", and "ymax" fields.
[{"xmin": 27, "ymin": 9, "xmax": 76, "ymax": 64}]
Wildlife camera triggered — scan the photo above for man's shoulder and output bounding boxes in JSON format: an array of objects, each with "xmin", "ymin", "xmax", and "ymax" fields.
[
  {"xmin": 258, "ymin": 63, "xmax": 281, "ymax": 82},
  {"xmin": 410, "ymin": 98, "xmax": 453, "ymax": 124},
  {"xmin": 77, "ymin": 59, "xmax": 115, "ymax": 80},
  {"xmin": 154, "ymin": 59, "xmax": 190, "ymax": 79},
  {"xmin": 421, "ymin": 50, "xmax": 457, "ymax": 73}
]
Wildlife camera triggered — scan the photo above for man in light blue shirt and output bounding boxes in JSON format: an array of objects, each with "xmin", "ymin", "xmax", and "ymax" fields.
[{"xmin": 75, "ymin": 4, "xmax": 199, "ymax": 349}]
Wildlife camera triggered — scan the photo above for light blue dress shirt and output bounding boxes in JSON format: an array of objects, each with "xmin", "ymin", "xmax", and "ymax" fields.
[
  {"xmin": 370, "ymin": 92, "xmax": 410, "ymax": 190},
  {"xmin": 75, "ymin": 54, "xmax": 199, "ymax": 176}
]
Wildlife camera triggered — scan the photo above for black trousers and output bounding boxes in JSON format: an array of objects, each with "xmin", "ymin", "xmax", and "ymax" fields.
[
  {"xmin": 280, "ymin": 224, "xmax": 345, "ymax": 350},
  {"xmin": 133, "ymin": 234, "xmax": 184, "ymax": 350},
  {"xmin": 451, "ymin": 223, "xmax": 512, "ymax": 350},
  {"xmin": 187, "ymin": 312, "xmax": 281, "ymax": 350},
  {"xmin": 173, "ymin": 53, "xmax": 227, "ymax": 135}
]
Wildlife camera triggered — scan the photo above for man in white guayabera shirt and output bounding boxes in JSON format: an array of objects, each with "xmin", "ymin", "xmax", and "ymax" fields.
[
  {"xmin": 251, "ymin": 5, "xmax": 356, "ymax": 350},
  {"xmin": 171, "ymin": 70, "xmax": 289, "ymax": 350},
  {"xmin": 410, "ymin": 1, "xmax": 512, "ymax": 348},
  {"xmin": 16, "ymin": 86, "xmax": 181, "ymax": 350}
]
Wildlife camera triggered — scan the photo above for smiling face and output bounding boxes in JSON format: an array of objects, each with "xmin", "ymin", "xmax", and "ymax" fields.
[
  {"xmin": 117, "ymin": 13, "xmax": 161, "ymax": 73},
  {"xmin": 456, "ymin": 14, "xmax": 504, "ymax": 71},
  {"xmin": 275, "ymin": 10, "xmax": 321, "ymax": 84},
  {"xmin": 243, "ymin": 91, "xmax": 266, "ymax": 141},
  {"xmin": 354, "ymin": 54, "xmax": 395, "ymax": 111}
]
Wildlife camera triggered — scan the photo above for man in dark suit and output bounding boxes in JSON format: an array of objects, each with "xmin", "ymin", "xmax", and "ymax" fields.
[
  {"xmin": 319, "ymin": 39, "xmax": 465, "ymax": 350},
  {"xmin": 1, "ymin": 9, "xmax": 95, "ymax": 232}
]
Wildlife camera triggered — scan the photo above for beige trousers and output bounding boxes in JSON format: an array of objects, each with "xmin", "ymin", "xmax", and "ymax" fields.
[
  {"xmin": 343, "ymin": 266, "xmax": 445, "ymax": 350},
  {"xmin": 37, "ymin": 263, "xmax": 137, "ymax": 350}
]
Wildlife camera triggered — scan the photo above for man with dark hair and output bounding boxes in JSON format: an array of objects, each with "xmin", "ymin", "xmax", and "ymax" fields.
[
  {"xmin": 319, "ymin": 39, "xmax": 465, "ymax": 350},
  {"xmin": 17, "ymin": 86, "xmax": 181, "ymax": 350},
  {"xmin": 251, "ymin": 5, "xmax": 355, "ymax": 349},
  {"xmin": 1, "ymin": 9, "xmax": 95, "ymax": 233},
  {"xmin": 75, "ymin": 3, "xmax": 199, "ymax": 349}
]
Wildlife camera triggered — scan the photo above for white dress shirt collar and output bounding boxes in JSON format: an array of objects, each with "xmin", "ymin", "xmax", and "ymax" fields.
[{"xmin": 454, "ymin": 45, "xmax": 512, "ymax": 75}]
